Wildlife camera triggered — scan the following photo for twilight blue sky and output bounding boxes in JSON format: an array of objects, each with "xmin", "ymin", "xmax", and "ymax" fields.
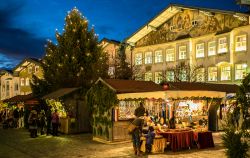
[{"xmin": 0, "ymin": 0, "xmax": 248, "ymax": 69}]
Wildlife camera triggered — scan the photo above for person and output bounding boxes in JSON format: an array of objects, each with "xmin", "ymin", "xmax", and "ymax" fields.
[
  {"xmin": 38, "ymin": 110, "xmax": 46, "ymax": 135},
  {"xmin": 28, "ymin": 110, "xmax": 38, "ymax": 138},
  {"xmin": 145, "ymin": 126, "xmax": 155, "ymax": 154},
  {"xmin": 131, "ymin": 117, "xmax": 144, "ymax": 156},
  {"xmin": 18, "ymin": 108, "xmax": 24, "ymax": 128},
  {"xmin": 46, "ymin": 107, "xmax": 52, "ymax": 135},
  {"xmin": 13, "ymin": 107, "xmax": 19, "ymax": 128},
  {"xmin": 134, "ymin": 102, "xmax": 147, "ymax": 118},
  {"xmin": 51, "ymin": 109, "xmax": 59, "ymax": 136}
]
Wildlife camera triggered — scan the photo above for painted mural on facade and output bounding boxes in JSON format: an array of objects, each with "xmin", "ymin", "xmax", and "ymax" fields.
[{"xmin": 136, "ymin": 9, "xmax": 248, "ymax": 47}]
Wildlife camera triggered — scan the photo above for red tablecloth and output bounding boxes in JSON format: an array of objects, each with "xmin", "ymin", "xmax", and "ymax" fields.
[
  {"xmin": 158, "ymin": 130, "xmax": 194, "ymax": 152},
  {"xmin": 193, "ymin": 131, "xmax": 214, "ymax": 149}
]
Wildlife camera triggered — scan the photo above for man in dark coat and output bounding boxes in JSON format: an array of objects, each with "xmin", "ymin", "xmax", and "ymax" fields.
[{"xmin": 134, "ymin": 102, "xmax": 147, "ymax": 117}]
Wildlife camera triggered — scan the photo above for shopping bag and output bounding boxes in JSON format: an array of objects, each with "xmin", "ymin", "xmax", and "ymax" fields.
[{"xmin": 128, "ymin": 123, "xmax": 137, "ymax": 134}]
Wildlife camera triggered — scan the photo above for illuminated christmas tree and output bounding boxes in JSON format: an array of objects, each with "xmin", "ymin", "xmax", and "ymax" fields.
[{"xmin": 32, "ymin": 8, "xmax": 109, "ymax": 96}]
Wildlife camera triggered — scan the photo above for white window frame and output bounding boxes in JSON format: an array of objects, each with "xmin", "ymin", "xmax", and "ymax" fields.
[
  {"xmin": 208, "ymin": 67, "xmax": 218, "ymax": 81},
  {"xmin": 155, "ymin": 50, "xmax": 163, "ymax": 63},
  {"xmin": 235, "ymin": 64, "xmax": 247, "ymax": 80},
  {"xmin": 196, "ymin": 43, "xmax": 205, "ymax": 58},
  {"xmin": 208, "ymin": 41, "xmax": 216, "ymax": 56},
  {"xmin": 166, "ymin": 48, "xmax": 175, "ymax": 62},
  {"xmin": 145, "ymin": 72, "xmax": 153, "ymax": 81},
  {"xmin": 145, "ymin": 52, "xmax": 152, "ymax": 64},
  {"xmin": 154, "ymin": 72, "xmax": 163, "ymax": 84},
  {"xmin": 235, "ymin": 35, "xmax": 247, "ymax": 52},
  {"xmin": 218, "ymin": 37, "xmax": 227, "ymax": 53},
  {"xmin": 26, "ymin": 78, "xmax": 30, "ymax": 86},
  {"xmin": 179, "ymin": 46, "xmax": 187, "ymax": 60},
  {"xmin": 35, "ymin": 66, "xmax": 39, "ymax": 73},
  {"xmin": 196, "ymin": 68, "xmax": 205, "ymax": 82},
  {"xmin": 28, "ymin": 66, "xmax": 32, "ymax": 73},
  {"xmin": 221, "ymin": 66, "xmax": 231, "ymax": 81},
  {"xmin": 21, "ymin": 78, "xmax": 25, "ymax": 86},
  {"xmin": 166, "ymin": 71, "xmax": 175, "ymax": 81},
  {"xmin": 135, "ymin": 53, "xmax": 142, "ymax": 65},
  {"xmin": 180, "ymin": 69, "xmax": 187, "ymax": 81}
]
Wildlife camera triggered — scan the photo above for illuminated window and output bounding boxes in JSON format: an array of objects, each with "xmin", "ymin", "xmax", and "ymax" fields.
[
  {"xmin": 35, "ymin": 66, "xmax": 39, "ymax": 73},
  {"xmin": 145, "ymin": 52, "xmax": 152, "ymax": 64},
  {"xmin": 108, "ymin": 67, "xmax": 115, "ymax": 76},
  {"xmin": 208, "ymin": 41, "xmax": 216, "ymax": 56},
  {"xmin": 26, "ymin": 78, "xmax": 30, "ymax": 86},
  {"xmin": 196, "ymin": 43, "xmax": 205, "ymax": 58},
  {"xmin": 179, "ymin": 46, "xmax": 187, "ymax": 60},
  {"xmin": 145, "ymin": 72, "xmax": 153, "ymax": 81},
  {"xmin": 235, "ymin": 64, "xmax": 247, "ymax": 80},
  {"xmin": 208, "ymin": 67, "xmax": 217, "ymax": 81},
  {"xmin": 221, "ymin": 66, "xmax": 231, "ymax": 81},
  {"xmin": 166, "ymin": 49, "xmax": 175, "ymax": 62},
  {"xmin": 218, "ymin": 37, "xmax": 227, "ymax": 53},
  {"xmin": 21, "ymin": 78, "xmax": 25, "ymax": 86},
  {"xmin": 166, "ymin": 71, "xmax": 174, "ymax": 81},
  {"xmin": 155, "ymin": 50, "xmax": 163, "ymax": 63},
  {"xmin": 135, "ymin": 53, "xmax": 142, "ymax": 65},
  {"xmin": 179, "ymin": 69, "xmax": 187, "ymax": 81},
  {"xmin": 154, "ymin": 72, "xmax": 163, "ymax": 84},
  {"xmin": 196, "ymin": 68, "xmax": 205, "ymax": 82},
  {"xmin": 235, "ymin": 35, "xmax": 247, "ymax": 52},
  {"xmin": 28, "ymin": 66, "xmax": 32, "ymax": 73}
]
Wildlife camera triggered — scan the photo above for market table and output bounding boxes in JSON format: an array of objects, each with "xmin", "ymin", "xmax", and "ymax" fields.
[
  {"xmin": 193, "ymin": 131, "xmax": 214, "ymax": 149},
  {"xmin": 140, "ymin": 135, "xmax": 166, "ymax": 153},
  {"xmin": 158, "ymin": 130, "xmax": 194, "ymax": 152}
]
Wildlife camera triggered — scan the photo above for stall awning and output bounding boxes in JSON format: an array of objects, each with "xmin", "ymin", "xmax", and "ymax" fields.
[
  {"xmin": 42, "ymin": 88, "xmax": 80, "ymax": 99},
  {"xmin": 165, "ymin": 90, "xmax": 226, "ymax": 99},
  {"xmin": 117, "ymin": 91, "xmax": 165, "ymax": 100}
]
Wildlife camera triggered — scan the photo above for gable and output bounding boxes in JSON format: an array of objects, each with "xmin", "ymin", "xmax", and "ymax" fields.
[{"xmin": 135, "ymin": 9, "xmax": 249, "ymax": 47}]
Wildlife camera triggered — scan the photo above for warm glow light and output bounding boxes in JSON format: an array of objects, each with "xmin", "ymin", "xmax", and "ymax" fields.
[{"xmin": 243, "ymin": 63, "xmax": 248, "ymax": 68}]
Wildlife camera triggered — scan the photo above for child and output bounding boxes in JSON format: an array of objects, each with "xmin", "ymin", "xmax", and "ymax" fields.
[{"xmin": 145, "ymin": 126, "xmax": 155, "ymax": 154}]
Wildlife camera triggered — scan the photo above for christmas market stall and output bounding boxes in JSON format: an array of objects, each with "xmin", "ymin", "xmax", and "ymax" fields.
[
  {"xmin": 87, "ymin": 78, "xmax": 165, "ymax": 143},
  {"xmin": 42, "ymin": 88, "xmax": 90, "ymax": 134}
]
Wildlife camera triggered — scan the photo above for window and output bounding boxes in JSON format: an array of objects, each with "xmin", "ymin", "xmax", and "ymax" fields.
[
  {"xmin": 208, "ymin": 41, "xmax": 216, "ymax": 56},
  {"xmin": 108, "ymin": 67, "xmax": 115, "ymax": 76},
  {"xmin": 235, "ymin": 35, "xmax": 247, "ymax": 51},
  {"xmin": 179, "ymin": 69, "xmax": 187, "ymax": 81},
  {"xmin": 145, "ymin": 52, "xmax": 152, "ymax": 64},
  {"xmin": 196, "ymin": 43, "xmax": 205, "ymax": 58},
  {"xmin": 179, "ymin": 46, "xmax": 187, "ymax": 60},
  {"xmin": 221, "ymin": 66, "xmax": 231, "ymax": 81},
  {"xmin": 218, "ymin": 37, "xmax": 227, "ymax": 53},
  {"xmin": 208, "ymin": 67, "xmax": 218, "ymax": 81},
  {"xmin": 166, "ymin": 49, "xmax": 175, "ymax": 62},
  {"xmin": 166, "ymin": 71, "xmax": 175, "ymax": 81},
  {"xmin": 35, "ymin": 66, "xmax": 39, "ymax": 73},
  {"xmin": 28, "ymin": 66, "xmax": 32, "ymax": 73},
  {"xmin": 145, "ymin": 72, "xmax": 153, "ymax": 81},
  {"xmin": 235, "ymin": 64, "xmax": 247, "ymax": 80},
  {"xmin": 26, "ymin": 78, "xmax": 30, "ymax": 86},
  {"xmin": 196, "ymin": 68, "xmax": 205, "ymax": 82},
  {"xmin": 14, "ymin": 82, "xmax": 19, "ymax": 91},
  {"xmin": 154, "ymin": 72, "xmax": 163, "ymax": 84},
  {"xmin": 21, "ymin": 78, "xmax": 25, "ymax": 86},
  {"xmin": 155, "ymin": 50, "xmax": 163, "ymax": 63},
  {"xmin": 135, "ymin": 53, "xmax": 142, "ymax": 65}
]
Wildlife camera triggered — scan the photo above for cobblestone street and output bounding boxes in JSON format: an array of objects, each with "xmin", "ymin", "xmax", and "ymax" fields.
[{"xmin": 0, "ymin": 128, "xmax": 231, "ymax": 158}]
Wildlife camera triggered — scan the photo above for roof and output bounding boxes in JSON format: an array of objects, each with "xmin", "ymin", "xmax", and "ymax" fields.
[
  {"xmin": 42, "ymin": 88, "xmax": 80, "ymax": 99},
  {"xmin": 126, "ymin": 4, "xmax": 250, "ymax": 44},
  {"xmin": 0, "ymin": 69, "xmax": 13, "ymax": 76},
  {"xmin": 99, "ymin": 38, "xmax": 120, "ymax": 45},
  {"xmin": 13, "ymin": 58, "xmax": 42, "ymax": 72},
  {"xmin": 3, "ymin": 94, "xmax": 36, "ymax": 103},
  {"xmin": 166, "ymin": 82, "xmax": 239, "ymax": 93},
  {"xmin": 97, "ymin": 78, "xmax": 163, "ymax": 94}
]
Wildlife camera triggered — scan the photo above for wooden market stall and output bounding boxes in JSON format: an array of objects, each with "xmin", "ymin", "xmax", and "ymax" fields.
[
  {"xmin": 89, "ymin": 78, "xmax": 239, "ymax": 143},
  {"xmin": 42, "ymin": 88, "xmax": 90, "ymax": 134}
]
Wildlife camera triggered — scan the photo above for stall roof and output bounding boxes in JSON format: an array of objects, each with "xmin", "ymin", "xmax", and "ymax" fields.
[
  {"xmin": 167, "ymin": 82, "xmax": 239, "ymax": 93},
  {"xmin": 99, "ymin": 78, "xmax": 164, "ymax": 93},
  {"xmin": 3, "ymin": 94, "xmax": 35, "ymax": 103},
  {"xmin": 42, "ymin": 88, "xmax": 80, "ymax": 99}
]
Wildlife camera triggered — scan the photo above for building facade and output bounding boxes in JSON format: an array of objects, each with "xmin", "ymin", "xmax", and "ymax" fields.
[
  {"xmin": 99, "ymin": 38, "xmax": 120, "ymax": 78},
  {"xmin": 0, "ymin": 70, "xmax": 20, "ymax": 100},
  {"xmin": 126, "ymin": 4, "xmax": 250, "ymax": 84},
  {"xmin": 13, "ymin": 58, "xmax": 43, "ymax": 95}
]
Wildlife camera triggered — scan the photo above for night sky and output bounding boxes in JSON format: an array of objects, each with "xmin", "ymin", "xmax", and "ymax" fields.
[{"xmin": 0, "ymin": 0, "xmax": 247, "ymax": 69}]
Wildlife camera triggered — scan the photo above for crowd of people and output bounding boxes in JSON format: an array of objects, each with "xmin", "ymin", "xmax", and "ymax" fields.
[{"xmin": 0, "ymin": 106, "xmax": 60, "ymax": 138}]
